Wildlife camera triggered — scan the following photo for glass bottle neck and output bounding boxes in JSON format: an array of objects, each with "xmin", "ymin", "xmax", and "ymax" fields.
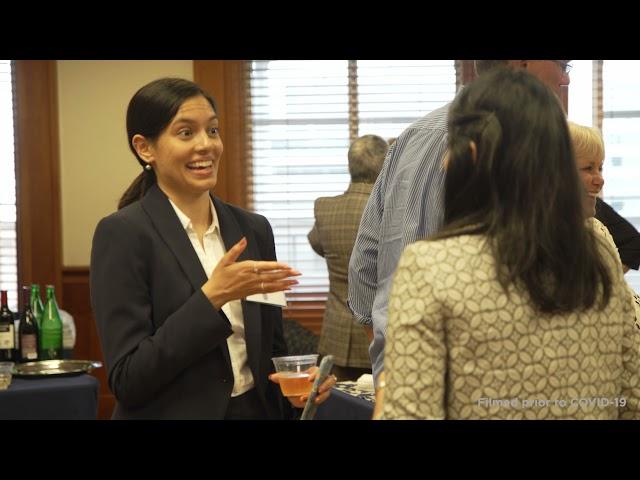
[
  {"xmin": 22, "ymin": 288, "xmax": 31, "ymax": 311},
  {"xmin": 45, "ymin": 286, "xmax": 55, "ymax": 301}
]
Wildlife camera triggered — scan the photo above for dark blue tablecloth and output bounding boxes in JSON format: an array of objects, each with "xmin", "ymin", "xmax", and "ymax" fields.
[
  {"xmin": 0, "ymin": 374, "xmax": 99, "ymax": 420},
  {"xmin": 315, "ymin": 386, "xmax": 374, "ymax": 420}
]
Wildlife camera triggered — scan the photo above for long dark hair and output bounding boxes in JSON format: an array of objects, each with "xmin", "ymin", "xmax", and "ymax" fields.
[
  {"xmin": 118, "ymin": 78, "xmax": 218, "ymax": 210},
  {"xmin": 436, "ymin": 68, "xmax": 611, "ymax": 313}
]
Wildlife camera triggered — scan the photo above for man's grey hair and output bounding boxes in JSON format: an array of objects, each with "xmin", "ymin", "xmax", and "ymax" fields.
[
  {"xmin": 474, "ymin": 60, "xmax": 510, "ymax": 76},
  {"xmin": 348, "ymin": 134, "xmax": 388, "ymax": 183}
]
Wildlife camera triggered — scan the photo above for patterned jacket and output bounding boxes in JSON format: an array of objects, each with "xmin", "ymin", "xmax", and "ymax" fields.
[
  {"xmin": 591, "ymin": 217, "xmax": 640, "ymax": 328},
  {"xmin": 382, "ymin": 225, "xmax": 640, "ymax": 419}
]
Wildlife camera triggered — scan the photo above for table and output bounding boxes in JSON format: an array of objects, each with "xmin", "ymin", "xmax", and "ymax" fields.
[
  {"xmin": 0, "ymin": 374, "xmax": 100, "ymax": 420},
  {"xmin": 315, "ymin": 381, "xmax": 375, "ymax": 420}
]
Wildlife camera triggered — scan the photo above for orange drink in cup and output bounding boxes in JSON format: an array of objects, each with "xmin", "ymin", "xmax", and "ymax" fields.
[{"xmin": 271, "ymin": 354, "xmax": 318, "ymax": 397}]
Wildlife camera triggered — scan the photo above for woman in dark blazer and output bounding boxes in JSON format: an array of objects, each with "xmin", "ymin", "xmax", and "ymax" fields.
[{"xmin": 90, "ymin": 78, "xmax": 335, "ymax": 419}]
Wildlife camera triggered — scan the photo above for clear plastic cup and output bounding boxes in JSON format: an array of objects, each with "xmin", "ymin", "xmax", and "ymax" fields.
[
  {"xmin": 272, "ymin": 354, "xmax": 318, "ymax": 397},
  {"xmin": 0, "ymin": 361, "xmax": 14, "ymax": 390}
]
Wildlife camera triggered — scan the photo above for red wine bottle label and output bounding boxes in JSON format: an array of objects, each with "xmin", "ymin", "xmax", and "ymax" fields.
[
  {"xmin": 20, "ymin": 334, "xmax": 38, "ymax": 360},
  {"xmin": 0, "ymin": 324, "xmax": 14, "ymax": 348}
]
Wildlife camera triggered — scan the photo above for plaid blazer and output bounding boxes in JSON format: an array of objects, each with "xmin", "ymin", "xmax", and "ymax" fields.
[{"xmin": 308, "ymin": 183, "xmax": 373, "ymax": 368}]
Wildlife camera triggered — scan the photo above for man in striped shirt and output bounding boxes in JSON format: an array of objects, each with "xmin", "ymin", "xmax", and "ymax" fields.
[{"xmin": 347, "ymin": 60, "xmax": 571, "ymax": 416}]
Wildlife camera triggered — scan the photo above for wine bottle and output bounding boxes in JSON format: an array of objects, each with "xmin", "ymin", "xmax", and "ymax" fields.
[
  {"xmin": 0, "ymin": 290, "xmax": 15, "ymax": 361},
  {"xmin": 30, "ymin": 284, "xmax": 44, "ymax": 331},
  {"xmin": 18, "ymin": 286, "xmax": 39, "ymax": 362},
  {"xmin": 40, "ymin": 285, "xmax": 63, "ymax": 360}
]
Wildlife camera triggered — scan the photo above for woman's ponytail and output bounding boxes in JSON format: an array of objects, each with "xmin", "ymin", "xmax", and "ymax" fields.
[{"xmin": 117, "ymin": 168, "xmax": 156, "ymax": 210}]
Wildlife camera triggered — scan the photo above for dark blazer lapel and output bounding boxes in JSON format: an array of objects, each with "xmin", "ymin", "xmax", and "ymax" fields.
[
  {"xmin": 212, "ymin": 196, "xmax": 253, "ymax": 259},
  {"xmin": 142, "ymin": 185, "xmax": 234, "ymax": 373},
  {"xmin": 141, "ymin": 185, "xmax": 208, "ymax": 291},
  {"xmin": 212, "ymin": 196, "xmax": 263, "ymax": 381}
]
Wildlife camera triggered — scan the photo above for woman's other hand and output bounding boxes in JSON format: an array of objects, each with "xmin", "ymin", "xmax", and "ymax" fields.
[{"xmin": 269, "ymin": 366, "xmax": 337, "ymax": 408}]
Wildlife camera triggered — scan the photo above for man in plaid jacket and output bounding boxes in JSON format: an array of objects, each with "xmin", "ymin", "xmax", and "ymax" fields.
[{"xmin": 308, "ymin": 135, "xmax": 389, "ymax": 381}]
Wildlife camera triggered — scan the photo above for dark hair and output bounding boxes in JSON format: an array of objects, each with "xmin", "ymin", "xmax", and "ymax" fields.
[
  {"xmin": 348, "ymin": 134, "xmax": 388, "ymax": 183},
  {"xmin": 118, "ymin": 78, "xmax": 218, "ymax": 210},
  {"xmin": 436, "ymin": 68, "xmax": 611, "ymax": 313}
]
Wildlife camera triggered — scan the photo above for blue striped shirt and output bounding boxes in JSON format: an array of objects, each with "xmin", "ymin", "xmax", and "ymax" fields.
[{"xmin": 348, "ymin": 103, "xmax": 450, "ymax": 383}]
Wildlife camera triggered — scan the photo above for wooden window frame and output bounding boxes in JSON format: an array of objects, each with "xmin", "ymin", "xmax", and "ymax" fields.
[
  {"xmin": 13, "ymin": 60, "xmax": 63, "ymax": 297},
  {"xmin": 194, "ymin": 60, "xmax": 326, "ymax": 331}
]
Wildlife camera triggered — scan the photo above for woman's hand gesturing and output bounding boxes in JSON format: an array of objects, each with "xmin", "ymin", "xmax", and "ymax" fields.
[{"xmin": 202, "ymin": 237, "xmax": 300, "ymax": 309}]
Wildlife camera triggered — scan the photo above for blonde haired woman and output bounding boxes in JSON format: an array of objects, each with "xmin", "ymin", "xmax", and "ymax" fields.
[{"xmin": 568, "ymin": 121, "xmax": 640, "ymax": 327}]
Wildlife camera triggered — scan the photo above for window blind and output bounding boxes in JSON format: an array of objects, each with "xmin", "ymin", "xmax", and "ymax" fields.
[
  {"xmin": 602, "ymin": 60, "xmax": 640, "ymax": 294},
  {"xmin": 246, "ymin": 60, "xmax": 456, "ymax": 295},
  {"xmin": 0, "ymin": 60, "xmax": 17, "ymax": 310},
  {"xmin": 356, "ymin": 60, "xmax": 456, "ymax": 140}
]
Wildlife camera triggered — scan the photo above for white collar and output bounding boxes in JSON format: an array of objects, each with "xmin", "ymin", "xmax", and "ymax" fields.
[{"xmin": 168, "ymin": 196, "xmax": 219, "ymax": 235}]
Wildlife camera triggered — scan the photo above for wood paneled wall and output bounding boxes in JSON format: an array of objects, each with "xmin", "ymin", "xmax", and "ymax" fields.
[{"xmin": 62, "ymin": 268, "xmax": 114, "ymax": 419}]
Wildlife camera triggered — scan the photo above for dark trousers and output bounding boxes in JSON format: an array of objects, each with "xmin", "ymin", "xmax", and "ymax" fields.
[{"xmin": 224, "ymin": 388, "xmax": 267, "ymax": 420}]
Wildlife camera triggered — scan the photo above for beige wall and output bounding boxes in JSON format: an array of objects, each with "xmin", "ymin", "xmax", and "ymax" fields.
[{"xmin": 57, "ymin": 60, "xmax": 193, "ymax": 266}]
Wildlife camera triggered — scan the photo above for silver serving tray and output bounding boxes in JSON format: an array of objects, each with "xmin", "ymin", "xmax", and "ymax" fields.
[{"xmin": 13, "ymin": 360, "xmax": 103, "ymax": 378}]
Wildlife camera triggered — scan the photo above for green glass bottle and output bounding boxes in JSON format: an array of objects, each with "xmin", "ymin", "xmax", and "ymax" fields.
[
  {"xmin": 39, "ymin": 285, "xmax": 63, "ymax": 360},
  {"xmin": 30, "ymin": 284, "xmax": 44, "ymax": 331}
]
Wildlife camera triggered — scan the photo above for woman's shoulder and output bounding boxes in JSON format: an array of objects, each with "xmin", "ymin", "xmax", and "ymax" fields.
[
  {"xmin": 587, "ymin": 217, "xmax": 619, "ymax": 257},
  {"xmin": 95, "ymin": 202, "xmax": 146, "ymax": 236},
  {"xmin": 588, "ymin": 216, "xmax": 610, "ymax": 237},
  {"xmin": 406, "ymin": 233, "xmax": 487, "ymax": 256},
  {"xmin": 400, "ymin": 234, "xmax": 489, "ymax": 272}
]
